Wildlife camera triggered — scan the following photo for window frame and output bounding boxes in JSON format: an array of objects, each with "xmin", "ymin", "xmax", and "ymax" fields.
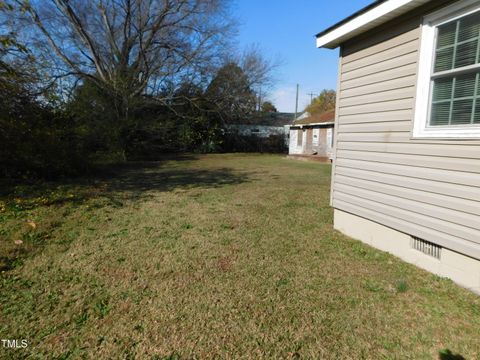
[{"xmin": 413, "ymin": 0, "xmax": 480, "ymax": 139}]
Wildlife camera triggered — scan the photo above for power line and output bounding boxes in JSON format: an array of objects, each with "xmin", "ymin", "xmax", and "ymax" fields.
[{"xmin": 307, "ymin": 92, "xmax": 318, "ymax": 104}]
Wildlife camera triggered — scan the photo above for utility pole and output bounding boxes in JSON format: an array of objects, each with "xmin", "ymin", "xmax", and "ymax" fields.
[
  {"xmin": 294, "ymin": 84, "xmax": 299, "ymax": 120},
  {"xmin": 307, "ymin": 92, "xmax": 318, "ymax": 104}
]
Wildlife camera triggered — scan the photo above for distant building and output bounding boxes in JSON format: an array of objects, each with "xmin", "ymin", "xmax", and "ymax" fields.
[
  {"xmin": 226, "ymin": 124, "xmax": 286, "ymax": 138},
  {"xmin": 225, "ymin": 112, "xmax": 294, "ymax": 142},
  {"xmin": 225, "ymin": 112, "xmax": 294, "ymax": 146},
  {"xmin": 288, "ymin": 110, "xmax": 335, "ymax": 160},
  {"xmin": 223, "ymin": 112, "xmax": 295, "ymax": 152}
]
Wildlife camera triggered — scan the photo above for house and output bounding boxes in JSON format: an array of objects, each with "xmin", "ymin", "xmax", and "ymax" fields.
[
  {"xmin": 293, "ymin": 111, "xmax": 310, "ymax": 121},
  {"xmin": 288, "ymin": 110, "xmax": 335, "ymax": 160},
  {"xmin": 224, "ymin": 112, "xmax": 294, "ymax": 152},
  {"xmin": 225, "ymin": 112, "xmax": 293, "ymax": 141},
  {"xmin": 316, "ymin": 0, "xmax": 480, "ymax": 293}
]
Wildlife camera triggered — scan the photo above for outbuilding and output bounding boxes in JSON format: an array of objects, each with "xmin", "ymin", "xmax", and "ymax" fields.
[
  {"xmin": 317, "ymin": 0, "xmax": 480, "ymax": 293},
  {"xmin": 288, "ymin": 110, "xmax": 335, "ymax": 160}
]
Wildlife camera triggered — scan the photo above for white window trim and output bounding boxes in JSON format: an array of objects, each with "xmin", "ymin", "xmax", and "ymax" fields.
[{"xmin": 413, "ymin": 0, "xmax": 480, "ymax": 139}]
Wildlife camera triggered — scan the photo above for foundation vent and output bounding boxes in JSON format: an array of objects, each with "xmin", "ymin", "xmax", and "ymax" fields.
[{"xmin": 411, "ymin": 237, "xmax": 442, "ymax": 259}]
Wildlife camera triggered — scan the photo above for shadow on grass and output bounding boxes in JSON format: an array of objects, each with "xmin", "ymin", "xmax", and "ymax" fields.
[
  {"xmin": 0, "ymin": 154, "xmax": 200, "ymax": 197},
  {"xmin": 0, "ymin": 153, "xmax": 252, "ymax": 207},
  {"xmin": 0, "ymin": 154, "xmax": 252, "ymax": 271},
  {"xmin": 0, "ymin": 253, "xmax": 24, "ymax": 272},
  {"xmin": 107, "ymin": 165, "xmax": 251, "ymax": 202},
  {"xmin": 439, "ymin": 349, "xmax": 466, "ymax": 360}
]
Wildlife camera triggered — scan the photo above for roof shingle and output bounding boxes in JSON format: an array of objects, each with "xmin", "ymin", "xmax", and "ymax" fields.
[{"xmin": 293, "ymin": 110, "xmax": 335, "ymax": 125}]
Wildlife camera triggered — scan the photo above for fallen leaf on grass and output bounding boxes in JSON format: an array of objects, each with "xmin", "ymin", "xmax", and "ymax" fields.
[
  {"xmin": 26, "ymin": 221, "xmax": 37, "ymax": 229},
  {"xmin": 14, "ymin": 240, "xmax": 23, "ymax": 245}
]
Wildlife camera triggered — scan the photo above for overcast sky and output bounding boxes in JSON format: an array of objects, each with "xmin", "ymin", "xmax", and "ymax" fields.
[{"xmin": 234, "ymin": 0, "xmax": 373, "ymax": 112}]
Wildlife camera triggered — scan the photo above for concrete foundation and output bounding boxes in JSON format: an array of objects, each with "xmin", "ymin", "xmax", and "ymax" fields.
[{"xmin": 334, "ymin": 209, "xmax": 480, "ymax": 294}]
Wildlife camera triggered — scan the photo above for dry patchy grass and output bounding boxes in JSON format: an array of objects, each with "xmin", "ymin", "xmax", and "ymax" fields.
[{"xmin": 0, "ymin": 153, "xmax": 479, "ymax": 359}]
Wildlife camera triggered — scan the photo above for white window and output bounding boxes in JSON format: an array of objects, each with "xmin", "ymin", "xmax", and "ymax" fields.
[
  {"xmin": 313, "ymin": 128, "xmax": 320, "ymax": 145},
  {"xmin": 326, "ymin": 128, "xmax": 333, "ymax": 148},
  {"xmin": 414, "ymin": 0, "xmax": 480, "ymax": 138}
]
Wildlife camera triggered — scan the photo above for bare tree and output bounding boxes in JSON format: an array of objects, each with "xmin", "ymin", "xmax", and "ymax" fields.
[
  {"xmin": 234, "ymin": 44, "xmax": 280, "ymax": 111},
  {"xmin": 13, "ymin": 0, "xmax": 235, "ymax": 111},
  {"xmin": 205, "ymin": 62, "xmax": 257, "ymax": 122},
  {"xmin": 239, "ymin": 44, "xmax": 278, "ymax": 91}
]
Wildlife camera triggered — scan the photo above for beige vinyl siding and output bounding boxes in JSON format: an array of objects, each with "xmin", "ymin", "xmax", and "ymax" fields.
[
  {"xmin": 335, "ymin": 158, "xmax": 480, "ymax": 187},
  {"xmin": 343, "ymin": 53, "xmax": 418, "ymax": 82},
  {"xmin": 341, "ymin": 75, "xmax": 417, "ymax": 98},
  {"xmin": 341, "ymin": 20, "xmax": 421, "ymax": 63},
  {"xmin": 341, "ymin": 64, "xmax": 417, "ymax": 91},
  {"xmin": 340, "ymin": 87, "xmax": 415, "ymax": 108},
  {"xmin": 339, "ymin": 110, "xmax": 413, "ymax": 124},
  {"xmin": 333, "ymin": 0, "xmax": 480, "ymax": 260},
  {"xmin": 339, "ymin": 99, "xmax": 414, "ymax": 116},
  {"xmin": 335, "ymin": 166, "xmax": 480, "ymax": 202},
  {"xmin": 341, "ymin": 39, "xmax": 419, "ymax": 73},
  {"xmin": 337, "ymin": 142, "xmax": 480, "ymax": 158},
  {"xmin": 338, "ymin": 121, "xmax": 413, "ymax": 132}
]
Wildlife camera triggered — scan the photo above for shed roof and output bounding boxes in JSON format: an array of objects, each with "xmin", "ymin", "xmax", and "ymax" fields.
[
  {"xmin": 294, "ymin": 110, "xmax": 335, "ymax": 125},
  {"xmin": 315, "ymin": 0, "xmax": 432, "ymax": 49}
]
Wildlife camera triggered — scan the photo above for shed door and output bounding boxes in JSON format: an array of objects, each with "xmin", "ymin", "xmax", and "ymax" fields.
[
  {"xmin": 297, "ymin": 129, "xmax": 303, "ymax": 146},
  {"xmin": 312, "ymin": 128, "xmax": 320, "ymax": 146},
  {"xmin": 306, "ymin": 128, "xmax": 313, "ymax": 152},
  {"xmin": 326, "ymin": 128, "xmax": 333, "ymax": 149}
]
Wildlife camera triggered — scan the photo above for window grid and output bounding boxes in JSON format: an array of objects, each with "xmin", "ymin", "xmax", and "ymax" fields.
[
  {"xmin": 413, "ymin": 0, "xmax": 480, "ymax": 138},
  {"xmin": 449, "ymin": 19, "xmax": 459, "ymax": 125},
  {"xmin": 472, "ymin": 72, "xmax": 480, "ymax": 123},
  {"xmin": 451, "ymin": 20, "xmax": 460, "ymax": 71},
  {"xmin": 429, "ymin": 11, "xmax": 480, "ymax": 126},
  {"xmin": 436, "ymin": 36, "xmax": 480, "ymax": 53},
  {"xmin": 431, "ymin": 72, "xmax": 480, "ymax": 125},
  {"xmin": 434, "ymin": 16, "xmax": 480, "ymax": 72},
  {"xmin": 448, "ymin": 76, "xmax": 456, "ymax": 125},
  {"xmin": 476, "ymin": 32, "xmax": 480, "ymax": 63}
]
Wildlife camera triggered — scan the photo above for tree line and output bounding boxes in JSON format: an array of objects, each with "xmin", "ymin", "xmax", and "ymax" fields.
[
  {"xmin": 304, "ymin": 90, "xmax": 336, "ymax": 115},
  {"xmin": 0, "ymin": 0, "xmax": 277, "ymax": 178}
]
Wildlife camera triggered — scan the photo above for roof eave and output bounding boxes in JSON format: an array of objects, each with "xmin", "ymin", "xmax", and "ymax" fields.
[
  {"xmin": 291, "ymin": 122, "xmax": 335, "ymax": 128},
  {"xmin": 316, "ymin": 0, "xmax": 432, "ymax": 49}
]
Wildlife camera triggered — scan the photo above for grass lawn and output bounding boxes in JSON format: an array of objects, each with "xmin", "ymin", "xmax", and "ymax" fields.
[{"xmin": 1, "ymin": 153, "xmax": 479, "ymax": 359}]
